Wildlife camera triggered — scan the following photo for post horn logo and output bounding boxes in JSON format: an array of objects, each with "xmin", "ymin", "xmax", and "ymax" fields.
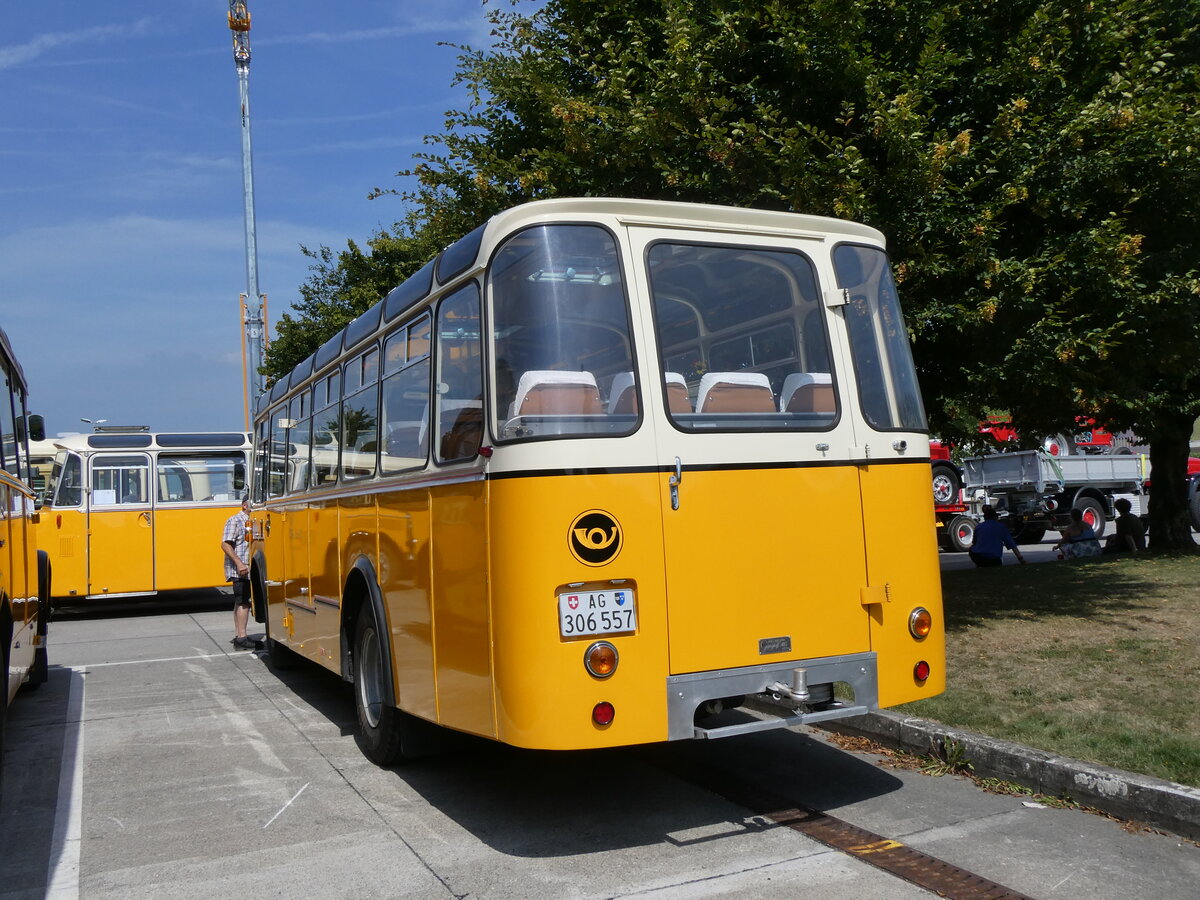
[{"xmin": 568, "ymin": 510, "xmax": 623, "ymax": 566}]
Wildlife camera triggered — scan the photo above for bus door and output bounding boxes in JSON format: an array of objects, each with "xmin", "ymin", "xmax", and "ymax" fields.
[
  {"xmin": 87, "ymin": 453, "xmax": 154, "ymax": 595},
  {"xmin": 628, "ymin": 228, "xmax": 873, "ymax": 676}
]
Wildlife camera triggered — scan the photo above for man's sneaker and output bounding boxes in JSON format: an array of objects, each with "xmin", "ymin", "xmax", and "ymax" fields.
[{"xmin": 232, "ymin": 636, "xmax": 256, "ymax": 650}]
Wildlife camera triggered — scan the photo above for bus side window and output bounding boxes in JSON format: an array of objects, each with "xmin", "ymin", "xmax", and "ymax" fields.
[
  {"xmin": 435, "ymin": 283, "xmax": 483, "ymax": 463},
  {"xmin": 252, "ymin": 419, "xmax": 269, "ymax": 503}
]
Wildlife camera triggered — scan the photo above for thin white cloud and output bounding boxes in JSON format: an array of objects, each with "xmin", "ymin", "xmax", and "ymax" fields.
[{"xmin": 0, "ymin": 18, "xmax": 156, "ymax": 70}]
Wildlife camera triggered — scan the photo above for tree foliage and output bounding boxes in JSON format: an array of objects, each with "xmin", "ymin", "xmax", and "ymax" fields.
[{"xmin": 276, "ymin": 0, "xmax": 1200, "ymax": 546}]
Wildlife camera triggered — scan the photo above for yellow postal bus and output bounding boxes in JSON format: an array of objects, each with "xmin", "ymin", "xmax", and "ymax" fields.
[
  {"xmin": 250, "ymin": 198, "xmax": 944, "ymax": 764},
  {"xmin": 1, "ymin": 325, "xmax": 49, "ymax": 760},
  {"xmin": 44, "ymin": 431, "xmax": 251, "ymax": 603}
]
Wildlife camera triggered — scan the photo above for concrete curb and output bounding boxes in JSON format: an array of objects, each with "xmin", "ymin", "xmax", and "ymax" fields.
[{"xmin": 820, "ymin": 710, "xmax": 1200, "ymax": 842}]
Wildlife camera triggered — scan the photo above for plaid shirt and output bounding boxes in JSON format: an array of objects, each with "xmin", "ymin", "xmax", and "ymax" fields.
[{"xmin": 222, "ymin": 510, "xmax": 250, "ymax": 581}]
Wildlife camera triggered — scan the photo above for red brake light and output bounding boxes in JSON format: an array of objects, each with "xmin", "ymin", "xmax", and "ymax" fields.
[
  {"xmin": 592, "ymin": 702, "xmax": 615, "ymax": 726},
  {"xmin": 914, "ymin": 660, "xmax": 931, "ymax": 683}
]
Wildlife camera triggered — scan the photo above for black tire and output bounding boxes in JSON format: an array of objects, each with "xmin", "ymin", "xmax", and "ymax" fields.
[
  {"xmin": 1073, "ymin": 496, "xmax": 1107, "ymax": 539},
  {"xmin": 945, "ymin": 515, "xmax": 976, "ymax": 553},
  {"xmin": 931, "ymin": 462, "xmax": 962, "ymax": 506},
  {"xmin": 354, "ymin": 605, "xmax": 407, "ymax": 766},
  {"xmin": 1015, "ymin": 524, "xmax": 1047, "ymax": 544}
]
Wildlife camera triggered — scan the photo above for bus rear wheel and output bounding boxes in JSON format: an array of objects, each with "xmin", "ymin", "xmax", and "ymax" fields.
[{"xmin": 354, "ymin": 606, "xmax": 407, "ymax": 766}]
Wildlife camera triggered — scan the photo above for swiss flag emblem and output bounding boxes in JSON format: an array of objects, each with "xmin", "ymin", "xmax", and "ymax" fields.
[{"xmin": 567, "ymin": 595, "xmax": 579, "ymax": 610}]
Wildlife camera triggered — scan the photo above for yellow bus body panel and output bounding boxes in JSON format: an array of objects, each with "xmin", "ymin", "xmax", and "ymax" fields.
[
  {"xmin": 860, "ymin": 462, "xmax": 947, "ymax": 705},
  {"xmin": 379, "ymin": 489, "xmax": 436, "ymax": 722},
  {"xmin": 153, "ymin": 506, "xmax": 237, "ymax": 592},
  {"xmin": 428, "ymin": 481, "xmax": 493, "ymax": 737},
  {"xmin": 661, "ymin": 465, "xmax": 871, "ymax": 675},
  {"xmin": 87, "ymin": 508, "xmax": 153, "ymax": 595},
  {"xmin": 489, "ymin": 472, "xmax": 669, "ymax": 749},
  {"xmin": 47, "ymin": 508, "xmax": 89, "ymax": 597},
  {"xmin": 304, "ymin": 498, "xmax": 340, "ymax": 649},
  {"xmin": 49, "ymin": 505, "xmax": 239, "ymax": 598}
]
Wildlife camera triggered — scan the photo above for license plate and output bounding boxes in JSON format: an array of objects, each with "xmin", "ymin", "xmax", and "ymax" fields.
[{"xmin": 558, "ymin": 588, "xmax": 637, "ymax": 637}]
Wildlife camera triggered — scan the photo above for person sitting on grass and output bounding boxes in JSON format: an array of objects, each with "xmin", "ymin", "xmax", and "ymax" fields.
[
  {"xmin": 969, "ymin": 505, "xmax": 1026, "ymax": 568},
  {"xmin": 1054, "ymin": 508, "xmax": 1103, "ymax": 559},
  {"xmin": 1103, "ymin": 497, "xmax": 1146, "ymax": 554}
]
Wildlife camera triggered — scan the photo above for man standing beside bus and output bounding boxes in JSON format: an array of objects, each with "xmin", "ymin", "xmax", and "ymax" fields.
[{"xmin": 221, "ymin": 496, "xmax": 259, "ymax": 649}]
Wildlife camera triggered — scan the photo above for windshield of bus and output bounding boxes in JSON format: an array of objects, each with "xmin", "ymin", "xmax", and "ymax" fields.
[
  {"xmin": 646, "ymin": 241, "xmax": 838, "ymax": 431},
  {"xmin": 490, "ymin": 224, "xmax": 638, "ymax": 441},
  {"xmin": 833, "ymin": 244, "xmax": 927, "ymax": 432}
]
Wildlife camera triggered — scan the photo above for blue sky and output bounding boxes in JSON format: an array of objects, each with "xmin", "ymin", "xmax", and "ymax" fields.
[{"xmin": 1, "ymin": 1, "xmax": 495, "ymax": 435}]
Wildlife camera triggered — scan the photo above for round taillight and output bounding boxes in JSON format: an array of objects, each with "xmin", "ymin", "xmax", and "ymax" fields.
[
  {"xmin": 584, "ymin": 641, "xmax": 618, "ymax": 678},
  {"xmin": 592, "ymin": 701, "xmax": 615, "ymax": 726},
  {"xmin": 914, "ymin": 660, "xmax": 931, "ymax": 683},
  {"xmin": 909, "ymin": 607, "xmax": 932, "ymax": 640}
]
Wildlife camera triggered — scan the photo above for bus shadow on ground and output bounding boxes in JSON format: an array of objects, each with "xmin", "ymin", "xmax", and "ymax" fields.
[
  {"xmin": 0, "ymin": 665, "xmax": 76, "ymax": 895},
  {"xmin": 257, "ymin": 653, "xmax": 361, "ymax": 738},
  {"xmin": 250, "ymin": 643, "xmax": 905, "ymax": 858},
  {"xmin": 47, "ymin": 588, "xmax": 230, "ymax": 623},
  {"xmin": 386, "ymin": 722, "xmax": 903, "ymax": 858}
]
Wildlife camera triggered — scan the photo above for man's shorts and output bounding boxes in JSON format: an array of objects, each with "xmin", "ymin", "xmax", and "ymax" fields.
[
  {"xmin": 969, "ymin": 551, "xmax": 1002, "ymax": 568},
  {"xmin": 230, "ymin": 577, "xmax": 252, "ymax": 608}
]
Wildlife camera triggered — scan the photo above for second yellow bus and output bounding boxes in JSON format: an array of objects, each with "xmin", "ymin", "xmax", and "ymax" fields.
[{"xmin": 44, "ymin": 430, "xmax": 251, "ymax": 603}]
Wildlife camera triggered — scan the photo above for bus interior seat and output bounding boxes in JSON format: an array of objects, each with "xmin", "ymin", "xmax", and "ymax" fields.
[
  {"xmin": 439, "ymin": 399, "xmax": 483, "ymax": 460},
  {"xmin": 779, "ymin": 372, "xmax": 835, "ymax": 413},
  {"xmin": 608, "ymin": 371, "xmax": 636, "ymax": 414},
  {"xmin": 509, "ymin": 370, "xmax": 603, "ymax": 418},
  {"xmin": 696, "ymin": 372, "xmax": 774, "ymax": 413},
  {"xmin": 608, "ymin": 371, "xmax": 691, "ymax": 415},
  {"xmin": 385, "ymin": 408, "xmax": 429, "ymax": 460},
  {"xmin": 665, "ymin": 372, "xmax": 692, "ymax": 414}
]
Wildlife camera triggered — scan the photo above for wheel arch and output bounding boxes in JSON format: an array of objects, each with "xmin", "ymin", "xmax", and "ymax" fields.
[{"xmin": 341, "ymin": 558, "xmax": 395, "ymax": 708}]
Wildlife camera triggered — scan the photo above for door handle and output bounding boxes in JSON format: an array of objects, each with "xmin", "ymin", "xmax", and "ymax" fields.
[{"xmin": 669, "ymin": 456, "xmax": 683, "ymax": 511}]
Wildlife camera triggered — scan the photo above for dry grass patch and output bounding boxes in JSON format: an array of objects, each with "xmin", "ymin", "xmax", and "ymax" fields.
[{"xmin": 899, "ymin": 553, "xmax": 1200, "ymax": 787}]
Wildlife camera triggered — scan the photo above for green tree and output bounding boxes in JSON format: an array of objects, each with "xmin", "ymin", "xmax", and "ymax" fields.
[{"xmin": 386, "ymin": 0, "xmax": 1199, "ymax": 547}]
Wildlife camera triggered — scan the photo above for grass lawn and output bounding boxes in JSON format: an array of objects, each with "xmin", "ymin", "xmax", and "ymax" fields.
[{"xmin": 899, "ymin": 552, "xmax": 1200, "ymax": 788}]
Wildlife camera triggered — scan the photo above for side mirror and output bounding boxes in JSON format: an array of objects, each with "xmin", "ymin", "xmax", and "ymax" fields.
[{"xmin": 16, "ymin": 413, "xmax": 45, "ymax": 442}]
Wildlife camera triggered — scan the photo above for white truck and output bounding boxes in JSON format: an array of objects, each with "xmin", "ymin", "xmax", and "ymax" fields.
[{"xmin": 938, "ymin": 449, "xmax": 1148, "ymax": 552}]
